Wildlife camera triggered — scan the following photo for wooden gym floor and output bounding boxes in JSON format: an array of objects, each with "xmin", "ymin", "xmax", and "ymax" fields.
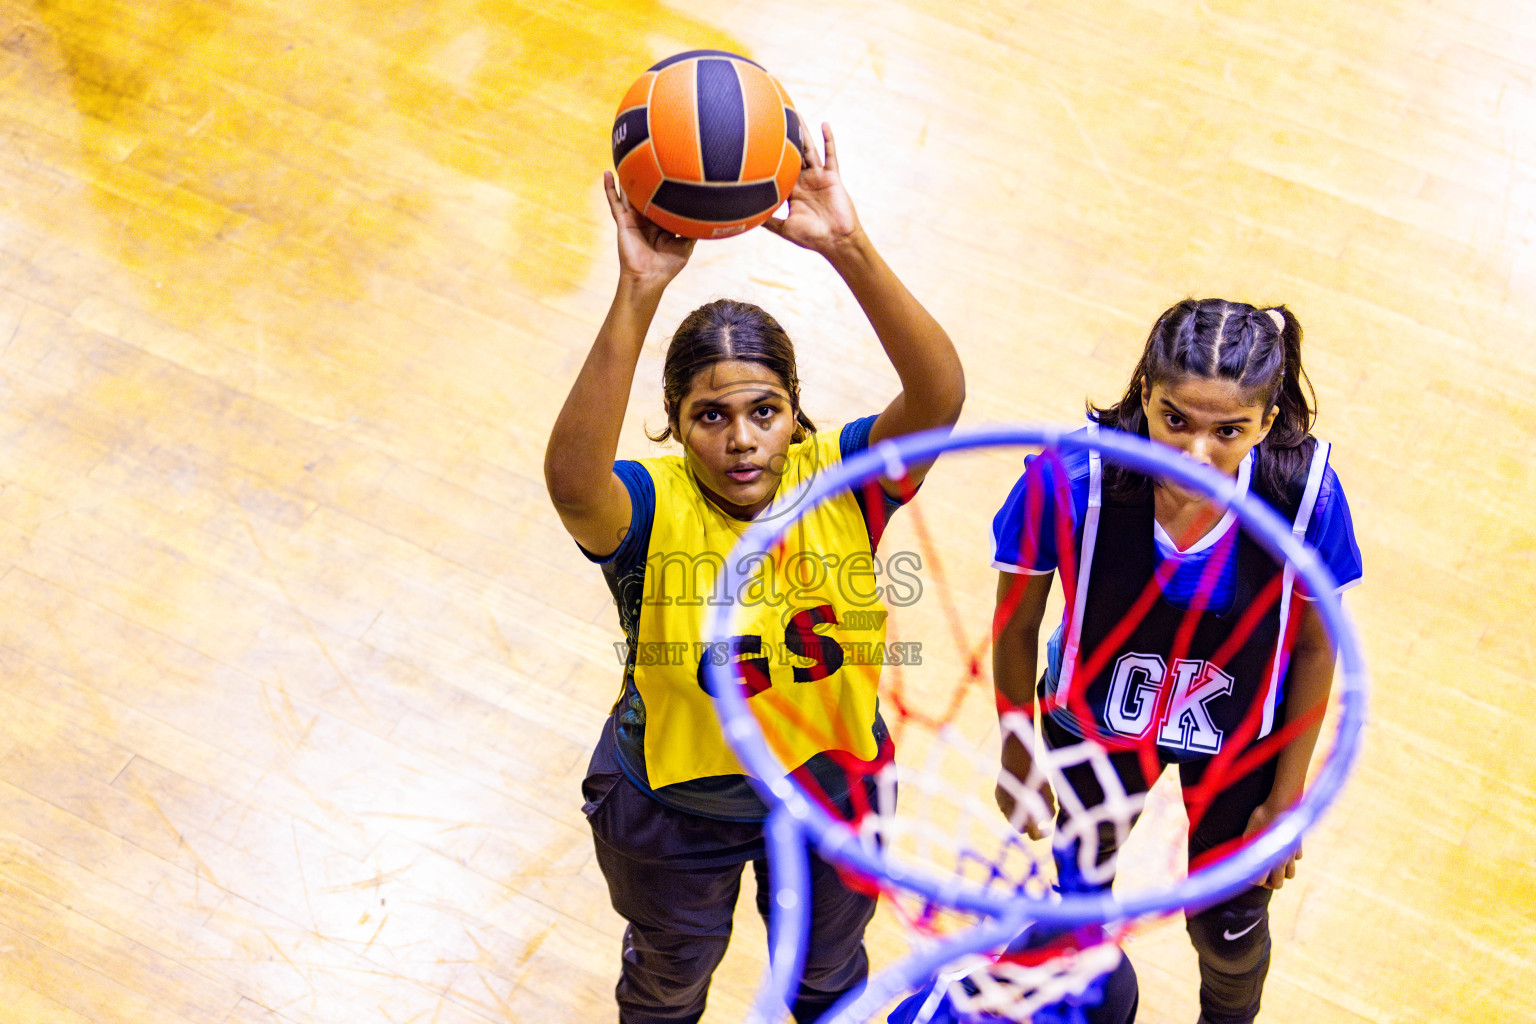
[{"xmin": 0, "ymin": 0, "xmax": 1532, "ymax": 1021}]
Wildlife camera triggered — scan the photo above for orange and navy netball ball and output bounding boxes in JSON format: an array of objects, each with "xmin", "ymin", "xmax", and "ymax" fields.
[{"xmin": 612, "ymin": 50, "xmax": 803, "ymax": 239}]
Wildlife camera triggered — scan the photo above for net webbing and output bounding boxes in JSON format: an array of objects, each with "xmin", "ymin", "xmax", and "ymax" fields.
[{"xmin": 723, "ymin": 440, "xmax": 1333, "ymax": 1021}]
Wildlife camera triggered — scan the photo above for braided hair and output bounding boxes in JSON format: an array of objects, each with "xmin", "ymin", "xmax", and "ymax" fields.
[{"xmin": 1090, "ymin": 298, "xmax": 1317, "ymax": 504}]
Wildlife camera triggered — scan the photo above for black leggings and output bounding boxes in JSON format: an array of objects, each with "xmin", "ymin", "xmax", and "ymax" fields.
[
  {"xmin": 582, "ymin": 726, "xmax": 876, "ymax": 1024},
  {"xmin": 1044, "ymin": 714, "xmax": 1278, "ymax": 1024}
]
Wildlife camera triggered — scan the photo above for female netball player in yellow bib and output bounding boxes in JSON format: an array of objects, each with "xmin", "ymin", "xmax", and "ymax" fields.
[{"xmin": 545, "ymin": 123, "xmax": 966, "ymax": 1024}]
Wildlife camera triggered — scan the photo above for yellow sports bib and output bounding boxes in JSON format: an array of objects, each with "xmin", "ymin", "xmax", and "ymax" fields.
[{"xmin": 633, "ymin": 429, "xmax": 887, "ymax": 789}]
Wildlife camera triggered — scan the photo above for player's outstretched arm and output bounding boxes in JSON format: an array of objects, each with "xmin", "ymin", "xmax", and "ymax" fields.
[
  {"xmin": 1243, "ymin": 602, "xmax": 1337, "ymax": 889},
  {"xmin": 544, "ymin": 173, "xmax": 695, "ymax": 557},
  {"xmin": 763, "ymin": 122, "xmax": 965, "ymax": 491},
  {"xmin": 992, "ymin": 570, "xmax": 1058, "ymax": 840}
]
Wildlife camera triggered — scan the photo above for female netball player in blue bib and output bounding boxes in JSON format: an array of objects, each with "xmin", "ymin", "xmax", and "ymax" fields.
[
  {"xmin": 545, "ymin": 123, "xmax": 966, "ymax": 1024},
  {"xmin": 990, "ymin": 300, "xmax": 1362, "ymax": 1024}
]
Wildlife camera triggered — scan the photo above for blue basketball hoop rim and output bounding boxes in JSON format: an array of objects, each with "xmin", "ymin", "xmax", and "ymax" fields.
[{"xmin": 705, "ymin": 422, "xmax": 1368, "ymax": 931}]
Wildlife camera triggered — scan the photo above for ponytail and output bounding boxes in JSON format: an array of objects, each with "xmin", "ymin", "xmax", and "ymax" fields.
[{"xmin": 1251, "ymin": 305, "xmax": 1317, "ymax": 502}]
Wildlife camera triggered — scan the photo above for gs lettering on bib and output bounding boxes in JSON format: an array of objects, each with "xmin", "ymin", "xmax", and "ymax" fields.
[{"xmin": 633, "ymin": 430, "xmax": 886, "ymax": 789}]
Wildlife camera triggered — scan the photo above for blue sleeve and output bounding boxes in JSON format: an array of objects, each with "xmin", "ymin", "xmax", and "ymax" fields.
[
  {"xmin": 839, "ymin": 415, "xmax": 904, "ymax": 544},
  {"xmin": 1302, "ymin": 465, "xmax": 1363, "ymax": 594},
  {"xmin": 991, "ymin": 446, "xmax": 1088, "ymax": 573},
  {"xmin": 839, "ymin": 414, "xmax": 880, "ymax": 459},
  {"xmin": 577, "ymin": 461, "xmax": 654, "ymax": 577}
]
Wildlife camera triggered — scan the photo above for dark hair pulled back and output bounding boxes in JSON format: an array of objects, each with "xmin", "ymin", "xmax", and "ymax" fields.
[
  {"xmin": 649, "ymin": 298, "xmax": 817, "ymax": 445},
  {"xmin": 1090, "ymin": 298, "xmax": 1317, "ymax": 504}
]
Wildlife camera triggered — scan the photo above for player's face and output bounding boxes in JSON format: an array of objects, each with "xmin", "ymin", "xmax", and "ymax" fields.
[
  {"xmin": 675, "ymin": 360, "xmax": 798, "ymax": 519},
  {"xmin": 1142, "ymin": 376, "xmax": 1277, "ymax": 484}
]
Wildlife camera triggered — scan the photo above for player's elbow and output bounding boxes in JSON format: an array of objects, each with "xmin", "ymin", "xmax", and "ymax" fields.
[
  {"xmin": 543, "ymin": 450, "xmax": 596, "ymax": 515},
  {"xmin": 931, "ymin": 364, "xmax": 967, "ymax": 427},
  {"xmin": 545, "ymin": 477, "xmax": 599, "ymax": 520},
  {"xmin": 905, "ymin": 353, "xmax": 967, "ymax": 431}
]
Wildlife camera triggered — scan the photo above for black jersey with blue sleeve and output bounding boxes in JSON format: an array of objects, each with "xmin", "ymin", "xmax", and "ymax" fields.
[{"xmin": 991, "ymin": 431, "xmax": 1363, "ymax": 753}]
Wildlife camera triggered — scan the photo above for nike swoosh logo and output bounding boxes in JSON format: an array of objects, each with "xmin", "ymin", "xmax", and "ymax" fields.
[{"xmin": 1222, "ymin": 918, "xmax": 1262, "ymax": 941}]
